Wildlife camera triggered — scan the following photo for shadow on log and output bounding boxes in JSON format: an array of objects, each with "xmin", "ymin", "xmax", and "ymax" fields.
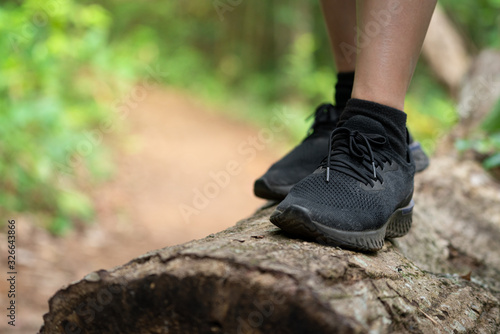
[{"xmin": 40, "ymin": 149, "xmax": 500, "ymax": 333}]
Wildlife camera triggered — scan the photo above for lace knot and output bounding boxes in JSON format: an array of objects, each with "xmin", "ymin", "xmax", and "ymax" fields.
[{"xmin": 324, "ymin": 127, "xmax": 387, "ymax": 185}]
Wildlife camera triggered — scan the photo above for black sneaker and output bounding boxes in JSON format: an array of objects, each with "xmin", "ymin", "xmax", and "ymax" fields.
[
  {"xmin": 409, "ymin": 132, "xmax": 429, "ymax": 172},
  {"xmin": 254, "ymin": 103, "xmax": 340, "ymax": 200},
  {"xmin": 254, "ymin": 105, "xmax": 428, "ymax": 201},
  {"xmin": 270, "ymin": 115, "xmax": 415, "ymax": 252}
]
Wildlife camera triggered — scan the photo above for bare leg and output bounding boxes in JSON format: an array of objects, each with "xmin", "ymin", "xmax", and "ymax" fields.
[
  {"xmin": 320, "ymin": 0, "xmax": 357, "ymax": 73},
  {"xmin": 351, "ymin": 0, "xmax": 437, "ymax": 110}
]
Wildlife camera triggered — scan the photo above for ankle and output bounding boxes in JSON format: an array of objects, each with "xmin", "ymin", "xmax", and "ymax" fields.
[
  {"xmin": 334, "ymin": 71, "xmax": 355, "ymax": 110},
  {"xmin": 340, "ymin": 98, "xmax": 408, "ymax": 158},
  {"xmin": 351, "ymin": 84, "xmax": 405, "ymax": 111}
]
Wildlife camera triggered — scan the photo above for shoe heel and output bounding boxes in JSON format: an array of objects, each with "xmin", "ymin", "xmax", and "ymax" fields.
[{"xmin": 385, "ymin": 199, "xmax": 414, "ymax": 238}]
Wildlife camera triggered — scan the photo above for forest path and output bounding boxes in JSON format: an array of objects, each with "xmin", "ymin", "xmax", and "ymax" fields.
[{"xmin": 1, "ymin": 88, "xmax": 287, "ymax": 333}]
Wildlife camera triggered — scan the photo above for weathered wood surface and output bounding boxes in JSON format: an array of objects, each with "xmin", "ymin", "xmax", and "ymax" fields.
[{"xmin": 40, "ymin": 149, "xmax": 500, "ymax": 333}]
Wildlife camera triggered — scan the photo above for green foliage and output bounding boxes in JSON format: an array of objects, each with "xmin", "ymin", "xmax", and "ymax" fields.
[
  {"xmin": 439, "ymin": 0, "xmax": 500, "ymax": 170},
  {"xmin": 481, "ymin": 98, "xmax": 500, "ymax": 133},
  {"xmin": 3, "ymin": 0, "xmax": 498, "ymax": 233},
  {"xmin": 440, "ymin": 0, "xmax": 500, "ymax": 49},
  {"xmin": 85, "ymin": 0, "xmax": 460, "ymax": 148},
  {"xmin": 0, "ymin": 0, "xmax": 143, "ymax": 233},
  {"xmin": 405, "ymin": 66, "xmax": 458, "ymax": 154}
]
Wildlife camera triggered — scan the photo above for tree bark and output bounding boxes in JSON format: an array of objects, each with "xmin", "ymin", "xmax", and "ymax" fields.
[{"xmin": 41, "ymin": 149, "xmax": 500, "ymax": 333}]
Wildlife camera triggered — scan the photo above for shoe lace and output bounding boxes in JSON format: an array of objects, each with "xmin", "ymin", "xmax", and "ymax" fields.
[
  {"xmin": 305, "ymin": 104, "xmax": 337, "ymax": 136},
  {"xmin": 320, "ymin": 127, "xmax": 389, "ymax": 186}
]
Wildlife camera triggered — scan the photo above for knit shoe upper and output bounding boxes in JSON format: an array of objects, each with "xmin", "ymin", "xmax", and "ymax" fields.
[
  {"xmin": 254, "ymin": 104, "xmax": 428, "ymax": 201},
  {"xmin": 270, "ymin": 115, "xmax": 416, "ymax": 251}
]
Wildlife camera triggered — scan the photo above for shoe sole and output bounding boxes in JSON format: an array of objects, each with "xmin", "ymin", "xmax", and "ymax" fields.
[
  {"xmin": 270, "ymin": 199, "xmax": 414, "ymax": 252},
  {"xmin": 255, "ymin": 143, "xmax": 428, "ymax": 201}
]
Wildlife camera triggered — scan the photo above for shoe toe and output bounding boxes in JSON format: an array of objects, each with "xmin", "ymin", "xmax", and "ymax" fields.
[{"xmin": 254, "ymin": 177, "xmax": 291, "ymax": 200}]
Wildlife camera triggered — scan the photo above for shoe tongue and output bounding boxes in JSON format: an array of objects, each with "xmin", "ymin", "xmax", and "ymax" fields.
[
  {"xmin": 314, "ymin": 104, "xmax": 338, "ymax": 124},
  {"xmin": 341, "ymin": 115, "xmax": 387, "ymax": 137}
]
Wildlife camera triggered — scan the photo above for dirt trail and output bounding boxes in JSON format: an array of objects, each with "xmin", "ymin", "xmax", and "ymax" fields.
[{"xmin": 0, "ymin": 88, "xmax": 285, "ymax": 333}]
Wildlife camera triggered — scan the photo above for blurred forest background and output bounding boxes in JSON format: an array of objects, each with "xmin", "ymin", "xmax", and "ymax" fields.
[
  {"xmin": 0, "ymin": 0, "xmax": 499, "ymax": 332},
  {"xmin": 0, "ymin": 0, "xmax": 499, "ymax": 233}
]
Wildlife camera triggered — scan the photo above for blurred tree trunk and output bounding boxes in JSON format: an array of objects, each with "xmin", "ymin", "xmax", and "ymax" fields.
[
  {"xmin": 422, "ymin": 4, "xmax": 472, "ymax": 95},
  {"xmin": 456, "ymin": 49, "xmax": 500, "ymax": 129},
  {"xmin": 41, "ymin": 148, "xmax": 500, "ymax": 333}
]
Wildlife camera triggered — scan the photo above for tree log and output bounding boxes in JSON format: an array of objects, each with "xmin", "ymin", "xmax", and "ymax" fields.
[{"xmin": 41, "ymin": 150, "xmax": 500, "ymax": 333}]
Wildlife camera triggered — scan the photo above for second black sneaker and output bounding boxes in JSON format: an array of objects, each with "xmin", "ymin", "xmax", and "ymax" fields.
[
  {"xmin": 254, "ymin": 103, "xmax": 340, "ymax": 200},
  {"xmin": 270, "ymin": 114, "xmax": 415, "ymax": 252}
]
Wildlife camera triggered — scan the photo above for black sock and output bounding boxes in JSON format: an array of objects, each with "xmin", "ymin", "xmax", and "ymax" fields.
[
  {"xmin": 334, "ymin": 71, "xmax": 355, "ymax": 110},
  {"xmin": 339, "ymin": 98, "xmax": 408, "ymax": 158}
]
